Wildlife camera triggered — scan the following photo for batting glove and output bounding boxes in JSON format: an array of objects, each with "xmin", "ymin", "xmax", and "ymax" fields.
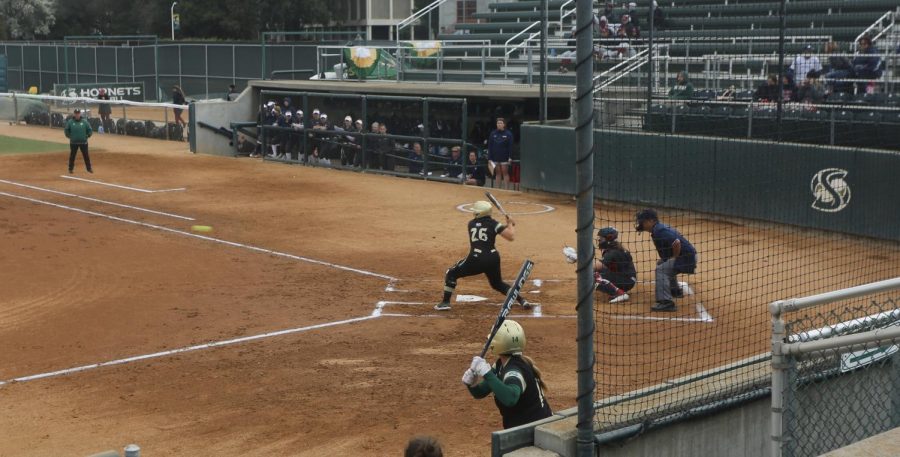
[
  {"xmin": 472, "ymin": 356, "xmax": 492, "ymax": 377},
  {"xmin": 462, "ymin": 368, "xmax": 477, "ymax": 386}
]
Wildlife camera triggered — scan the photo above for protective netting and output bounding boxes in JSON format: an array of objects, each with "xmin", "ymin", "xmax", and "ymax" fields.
[
  {"xmin": 0, "ymin": 93, "xmax": 187, "ymax": 141},
  {"xmin": 779, "ymin": 294, "xmax": 900, "ymax": 456},
  {"xmin": 590, "ymin": 0, "xmax": 900, "ymax": 435}
]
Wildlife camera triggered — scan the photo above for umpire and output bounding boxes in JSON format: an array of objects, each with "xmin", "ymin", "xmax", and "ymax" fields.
[
  {"xmin": 635, "ymin": 209, "xmax": 697, "ymax": 312},
  {"xmin": 64, "ymin": 109, "xmax": 93, "ymax": 174}
]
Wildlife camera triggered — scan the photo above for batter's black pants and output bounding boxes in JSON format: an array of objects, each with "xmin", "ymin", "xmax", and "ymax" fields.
[
  {"xmin": 68, "ymin": 143, "xmax": 92, "ymax": 172},
  {"xmin": 444, "ymin": 250, "xmax": 512, "ymax": 296}
]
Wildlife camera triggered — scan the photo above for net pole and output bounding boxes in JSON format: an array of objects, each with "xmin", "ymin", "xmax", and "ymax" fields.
[
  {"xmin": 775, "ymin": 0, "xmax": 786, "ymax": 142},
  {"xmin": 647, "ymin": 0, "xmax": 655, "ymax": 130},
  {"xmin": 575, "ymin": 0, "xmax": 596, "ymax": 454},
  {"xmin": 540, "ymin": 0, "xmax": 548, "ymax": 123}
]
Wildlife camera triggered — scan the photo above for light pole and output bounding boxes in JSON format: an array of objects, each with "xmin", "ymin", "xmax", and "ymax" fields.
[{"xmin": 170, "ymin": 2, "xmax": 178, "ymax": 40}]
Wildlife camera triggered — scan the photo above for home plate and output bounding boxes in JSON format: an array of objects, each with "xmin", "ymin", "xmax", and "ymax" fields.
[{"xmin": 456, "ymin": 294, "xmax": 488, "ymax": 302}]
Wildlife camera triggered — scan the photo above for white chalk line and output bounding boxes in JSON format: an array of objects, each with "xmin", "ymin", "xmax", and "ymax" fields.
[
  {"xmin": 0, "ymin": 315, "xmax": 378, "ymax": 387},
  {"xmin": 374, "ymin": 300, "xmax": 551, "ymax": 318},
  {"xmin": 0, "ymin": 179, "xmax": 195, "ymax": 221},
  {"xmin": 0, "ymin": 191, "xmax": 395, "ymax": 281},
  {"xmin": 612, "ymin": 303, "xmax": 715, "ymax": 323},
  {"xmin": 60, "ymin": 175, "xmax": 186, "ymax": 193}
]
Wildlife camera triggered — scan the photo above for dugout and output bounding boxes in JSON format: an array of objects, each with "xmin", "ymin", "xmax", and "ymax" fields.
[{"xmin": 191, "ymin": 79, "xmax": 573, "ymax": 159}]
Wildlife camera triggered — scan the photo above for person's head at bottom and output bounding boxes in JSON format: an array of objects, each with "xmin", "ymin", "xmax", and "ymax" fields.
[
  {"xmin": 405, "ymin": 435, "xmax": 443, "ymax": 457},
  {"xmin": 73, "ymin": 109, "xmax": 82, "ymax": 120}
]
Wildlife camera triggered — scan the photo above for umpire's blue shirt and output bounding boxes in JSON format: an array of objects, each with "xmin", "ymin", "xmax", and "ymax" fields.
[
  {"xmin": 651, "ymin": 222, "xmax": 697, "ymax": 273},
  {"xmin": 487, "ymin": 129, "xmax": 514, "ymax": 162}
]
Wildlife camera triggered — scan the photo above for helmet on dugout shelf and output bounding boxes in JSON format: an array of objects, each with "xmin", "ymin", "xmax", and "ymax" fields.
[
  {"xmin": 472, "ymin": 201, "xmax": 493, "ymax": 218},
  {"xmin": 597, "ymin": 227, "xmax": 619, "ymax": 249},
  {"xmin": 490, "ymin": 320, "xmax": 526, "ymax": 356}
]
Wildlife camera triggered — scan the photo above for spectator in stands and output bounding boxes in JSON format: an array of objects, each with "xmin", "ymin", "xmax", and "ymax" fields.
[
  {"xmin": 408, "ymin": 142, "xmax": 424, "ymax": 175},
  {"xmin": 626, "ymin": 2, "xmax": 639, "ymax": 28},
  {"xmin": 617, "ymin": 15, "xmax": 639, "ymax": 39},
  {"xmin": 824, "ymin": 41, "xmax": 853, "ymax": 94},
  {"xmin": 172, "ymin": 85, "xmax": 187, "ymax": 130},
  {"xmin": 465, "ymin": 150, "xmax": 486, "ymax": 187},
  {"xmin": 224, "ymin": 84, "xmax": 237, "ymax": 101},
  {"xmin": 668, "ymin": 71, "xmax": 694, "ymax": 99},
  {"xmin": 790, "ymin": 45, "xmax": 822, "ymax": 84},
  {"xmin": 96, "ymin": 88, "xmax": 111, "ymax": 133},
  {"xmin": 445, "ymin": 145, "xmax": 465, "ymax": 179},
  {"xmin": 781, "ymin": 75, "xmax": 798, "ymax": 102},
  {"xmin": 405, "ymin": 436, "xmax": 443, "ymax": 457},
  {"xmin": 797, "ymin": 71, "xmax": 825, "ymax": 104},
  {"xmin": 649, "ymin": 1, "xmax": 665, "ymax": 29},
  {"xmin": 282, "ymin": 97, "xmax": 293, "ymax": 115},
  {"xmin": 852, "ymin": 35, "xmax": 882, "ymax": 93},
  {"xmin": 754, "ymin": 74, "xmax": 780, "ymax": 102},
  {"xmin": 597, "ymin": 15, "xmax": 613, "ymax": 39},
  {"xmin": 602, "ymin": 3, "xmax": 617, "ymax": 24}
]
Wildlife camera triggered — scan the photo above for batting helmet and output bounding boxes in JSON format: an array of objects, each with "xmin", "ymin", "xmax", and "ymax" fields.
[
  {"xmin": 597, "ymin": 227, "xmax": 619, "ymax": 249},
  {"xmin": 490, "ymin": 320, "xmax": 526, "ymax": 356},
  {"xmin": 634, "ymin": 209, "xmax": 658, "ymax": 232},
  {"xmin": 472, "ymin": 201, "xmax": 493, "ymax": 218}
]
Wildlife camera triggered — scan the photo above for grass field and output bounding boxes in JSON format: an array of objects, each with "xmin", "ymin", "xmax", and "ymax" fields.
[{"xmin": 0, "ymin": 134, "xmax": 68, "ymax": 155}]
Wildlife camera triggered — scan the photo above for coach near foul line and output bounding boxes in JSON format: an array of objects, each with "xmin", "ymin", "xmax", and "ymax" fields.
[{"xmin": 64, "ymin": 108, "xmax": 93, "ymax": 174}]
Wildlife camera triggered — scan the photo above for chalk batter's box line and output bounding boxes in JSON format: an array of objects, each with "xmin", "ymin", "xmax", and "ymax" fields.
[{"xmin": 0, "ymin": 190, "xmax": 395, "ymax": 281}]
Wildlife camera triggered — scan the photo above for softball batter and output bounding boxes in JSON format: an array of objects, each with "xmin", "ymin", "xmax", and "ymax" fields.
[
  {"xmin": 462, "ymin": 320, "xmax": 553, "ymax": 429},
  {"xmin": 435, "ymin": 201, "xmax": 530, "ymax": 311}
]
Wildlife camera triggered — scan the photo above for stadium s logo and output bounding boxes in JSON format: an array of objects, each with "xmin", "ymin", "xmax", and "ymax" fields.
[
  {"xmin": 811, "ymin": 168, "xmax": 851, "ymax": 213},
  {"xmin": 65, "ymin": 88, "xmax": 79, "ymax": 98}
]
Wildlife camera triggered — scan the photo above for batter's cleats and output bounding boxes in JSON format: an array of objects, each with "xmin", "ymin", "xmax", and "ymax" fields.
[
  {"xmin": 434, "ymin": 302, "xmax": 451, "ymax": 311},
  {"xmin": 651, "ymin": 300, "xmax": 677, "ymax": 312},
  {"xmin": 68, "ymin": 169, "xmax": 73, "ymax": 174},
  {"xmin": 670, "ymin": 287, "xmax": 684, "ymax": 299},
  {"xmin": 87, "ymin": 169, "xmax": 93, "ymax": 174},
  {"xmin": 520, "ymin": 300, "xmax": 533, "ymax": 310},
  {"xmin": 609, "ymin": 293, "xmax": 630, "ymax": 304}
]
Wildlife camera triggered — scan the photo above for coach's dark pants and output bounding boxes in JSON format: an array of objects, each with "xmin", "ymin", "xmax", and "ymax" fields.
[{"xmin": 68, "ymin": 143, "xmax": 92, "ymax": 172}]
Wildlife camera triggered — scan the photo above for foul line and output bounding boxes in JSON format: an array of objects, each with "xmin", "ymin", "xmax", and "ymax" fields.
[
  {"xmin": 0, "ymin": 191, "xmax": 396, "ymax": 281},
  {"xmin": 0, "ymin": 179, "xmax": 194, "ymax": 221},
  {"xmin": 0, "ymin": 315, "xmax": 377, "ymax": 387},
  {"xmin": 60, "ymin": 175, "xmax": 186, "ymax": 193}
]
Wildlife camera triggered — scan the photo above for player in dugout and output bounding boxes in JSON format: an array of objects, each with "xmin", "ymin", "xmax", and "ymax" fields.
[
  {"xmin": 635, "ymin": 209, "xmax": 697, "ymax": 312},
  {"xmin": 462, "ymin": 320, "xmax": 553, "ymax": 429}
]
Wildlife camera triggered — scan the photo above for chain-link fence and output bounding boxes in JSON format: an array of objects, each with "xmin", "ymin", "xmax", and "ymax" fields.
[
  {"xmin": 771, "ymin": 279, "xmax": 900, "ymax": 457},
  {"xmin": 586, "ymin": 0, "xmax": 900, "ymax": 440}
]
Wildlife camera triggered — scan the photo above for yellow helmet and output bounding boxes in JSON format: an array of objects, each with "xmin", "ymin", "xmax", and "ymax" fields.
[
  {"xmin": 472, "ymin": 200, "xmax": 493, "ymax": 218},
  {"xmin": 490, "ymin": 320, "xmax": 526, "ymax": 356}
]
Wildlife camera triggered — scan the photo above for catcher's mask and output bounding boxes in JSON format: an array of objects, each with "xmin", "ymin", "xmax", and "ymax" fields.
[
  {"xmin": 490, "ymin": 320, "xmax": 526, "ymax": 356},
  {"xmin": 634, "ymin": 208, "xmax": 658, "ymax": 232},
  {"xmin": 598, "ymin": 227, "xmax": 619, "ymax": 249},
  {"xmin": 472, "ymin": 200, "xmax": 493, "ymax": 218}
]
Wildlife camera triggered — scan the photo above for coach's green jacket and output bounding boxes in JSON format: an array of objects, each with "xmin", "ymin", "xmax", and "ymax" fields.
[{"xmin": 64, "ymin": 117, "xmax": 93, "ymax": 144}]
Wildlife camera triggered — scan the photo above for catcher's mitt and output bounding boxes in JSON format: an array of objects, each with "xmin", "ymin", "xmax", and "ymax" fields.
[{"xmin": 562, "ymin": 246, "xmax": 577, "ymax": 264}]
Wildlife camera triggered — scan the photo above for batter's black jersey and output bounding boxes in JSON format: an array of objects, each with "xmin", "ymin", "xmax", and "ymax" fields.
[
  {"xmin": 493, "ymin": 356, "xmax": 553, "ymax": 429},
  {"xmin": 601, "ymin": 248, "xmax": 637, "ymax": 288},
  {"xmin": 468, "ymin": 216, "xmax": 505, "ymax": 253}
]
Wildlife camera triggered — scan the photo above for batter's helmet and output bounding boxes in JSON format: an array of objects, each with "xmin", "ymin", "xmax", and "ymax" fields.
[
  {"xmin": 634, "ymin": 209, "xmax": 658, "ymax": 232},
  {"xmin": 490, "ymin": 320, "xmax": 526, "ymax": 356},
  {"xmin": 597, "ymin": 227, "xmax": 619, "ymax": 249},
  {"xmin": 472, "ymin": 201, "xmax": 493, "ymax": 218}
]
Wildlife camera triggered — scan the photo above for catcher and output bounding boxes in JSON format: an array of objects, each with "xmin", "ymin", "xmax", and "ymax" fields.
[
  {"xmin": 462, "ymin": 320, "xmax": 553, "ymax": 429},
  {"xmin": 563, "ymin": 227, "xmax": 636, "ymax": 304},
  {"xmin": 435, "ymin": 201, "xmax": 531, "ymax": 311}
]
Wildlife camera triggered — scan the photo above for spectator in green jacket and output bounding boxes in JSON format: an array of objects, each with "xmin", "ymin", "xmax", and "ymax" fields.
[
  {"xmin": 64, "ymin": 109, "xmax": 93, "ymax": 174},
  {"xmin": 668, "ymin": 71, "xmax": 694, "ymax": 99}
]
